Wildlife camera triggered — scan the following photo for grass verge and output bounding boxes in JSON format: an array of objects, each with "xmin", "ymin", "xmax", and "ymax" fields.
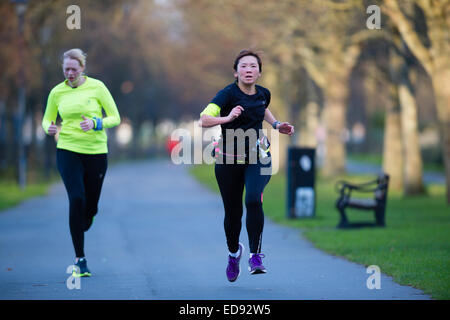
[{"xmin": 0, "ymin": 179, "xmax": 53, "ymax": 212}]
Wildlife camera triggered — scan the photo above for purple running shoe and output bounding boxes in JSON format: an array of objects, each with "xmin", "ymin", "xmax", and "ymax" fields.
[
  {"xmin": 248, "ymin": 253, "xmax": 267, "ymax": 274},
  {"xmin": 226, "ymin": 243, "xmax": 244, "ymax": 282}
]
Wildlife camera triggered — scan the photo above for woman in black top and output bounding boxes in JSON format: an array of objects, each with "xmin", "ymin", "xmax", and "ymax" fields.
[{"xmin": 199, "ymin": 49, "xmax": 294, "ymax": 282}]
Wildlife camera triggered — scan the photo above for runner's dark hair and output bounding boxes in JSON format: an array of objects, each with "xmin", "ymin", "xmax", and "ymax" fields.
[{"xmin": 233, "ymin": 49, "xmax": 263, "ymax": 72}]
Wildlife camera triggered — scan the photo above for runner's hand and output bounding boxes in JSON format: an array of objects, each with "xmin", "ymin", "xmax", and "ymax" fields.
[
  {"xmin": 48, "ymin": 121, "xmax": 57, "ymax": 136},
  {"xmin": 80, "ymin": 115, "xmax": 94, "ymax": 132},
  {"xmin": 278, "ymin": 122, "xmax": 294, "ymax": 136},
  {"xmin": 227, "ymin": 106, "xmax": 244, "ymax": 122}
]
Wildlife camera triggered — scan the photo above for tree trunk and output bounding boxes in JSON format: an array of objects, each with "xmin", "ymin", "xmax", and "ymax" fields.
[
  {"xmin": 386, "ymin": 27, "xmax": 425, "ymax": 194},
  {"xmin": 431, "ymin": 68, "xmax": 450, "ymax": 203},
  {"xmin": 440, "ymin": 121, "xmax": 450, "ymax": 203},
  {"xmin": 298, "ymin": 74, "xmax": 319, "ymax": 148},
  {"xmin": 383, "ymin": 28, "xmax": 404, "ymax": 191},
  {"xmin": 15, "ymin": 86, "xmax": 27, "ymax": 189},
  {"xmin": 322, "ymin": 78, "xmax": 348, "ymax": 177},
  {"xmin": 298, "ymin": 101, "xmax": 319, "ymax": 148},
  {"xmin": 398, "ymin": 72, "xmax": 425, "ymax": 194},
  {"xmin": 0, "ymin": 99, "xmax": 6, "ymax": 170},
  {"xmin": 383, "ymin": 82, "xmax": 403, "ymax": 191}
]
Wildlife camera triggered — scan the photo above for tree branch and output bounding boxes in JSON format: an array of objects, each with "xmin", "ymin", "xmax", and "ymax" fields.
[
  {"xmin": 382, "ymin": 0, "xmax": 434, "ymax": 74},
  {"xmin": 349, "ymin": 28, "xmax": 390, "ymax": 45},
  {"xmin": 296, "ymin": 46, "xmax": 327, "ymax": 88},
  {"xmin": 343, "ymin": 43, "xmax": 361, "ymax": 70}
]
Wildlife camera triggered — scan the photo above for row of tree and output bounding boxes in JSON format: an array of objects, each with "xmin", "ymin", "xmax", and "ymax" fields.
[
  {"xmin": 176, "ymin": 0, "xmax": 449, "ymax": 202},
  {"xmin": 0, "ymin": 0, "xmax": 448, "ymax": 202}
]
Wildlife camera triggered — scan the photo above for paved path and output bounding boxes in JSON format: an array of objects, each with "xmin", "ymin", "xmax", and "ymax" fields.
[{"xmin": 0, "ymin": 160, "xmax": 430, "ymax": 299}]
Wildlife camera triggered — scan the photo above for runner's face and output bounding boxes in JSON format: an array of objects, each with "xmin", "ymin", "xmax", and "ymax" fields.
[
  {"xmin": 63, "ymin": 58, "xmax": 84, "ymax": 83},
  {"xmin": 234, "ymin": 55, "xmax": 261, "ymax": 86}
]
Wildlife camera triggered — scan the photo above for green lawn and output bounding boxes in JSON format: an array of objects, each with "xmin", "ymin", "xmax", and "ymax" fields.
[
  {"xmin": 0, "ymin": 181, "xmax": 51, "ymax": 212},
  {"xmin": 189, "ymin": 163, "xmax": 450, "ymax": 300}
]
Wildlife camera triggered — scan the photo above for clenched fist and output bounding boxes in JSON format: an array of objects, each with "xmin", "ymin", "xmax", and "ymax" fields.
[
  {"xmin": 227, "ymin": 105, "xmax": 244, "ymax": 122},
  {"xmin": 80, "ymin": 115, "xmax": 94, "ymax": 132},
  {"xmin": 277, "ymin": 122, "xmax": 295, "ymax": 136},
  {"xmin": 48, "ymin": 121, "xmax": 57, "ymax": 136}
]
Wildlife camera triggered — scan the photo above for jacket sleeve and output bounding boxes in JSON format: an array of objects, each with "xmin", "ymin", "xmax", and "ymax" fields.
[
  {"xmin": 42, "ymin": 89, "xmax": 58, "ymax": 134},
  {"xmin": 98, "ymin": 82, "xmax": 121, "ymax": 129}
]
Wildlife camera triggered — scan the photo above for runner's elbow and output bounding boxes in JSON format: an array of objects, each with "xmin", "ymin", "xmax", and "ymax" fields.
[{"xmin": 199, "ymin": 115, "xmax": 211, "ymax": 128}]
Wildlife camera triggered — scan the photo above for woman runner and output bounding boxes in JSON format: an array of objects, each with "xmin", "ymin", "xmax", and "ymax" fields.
[
  {"xmin": 199, "ymin": 49, "xmax": 294, "ymax": 282},
  {"xmin": 42, "ymin": 48, "xmax": 121, "ymax": 277}
]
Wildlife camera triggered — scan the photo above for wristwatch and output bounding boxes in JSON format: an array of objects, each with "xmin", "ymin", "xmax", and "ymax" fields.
[{"xmin": 272, "ymin": 121, "xmax": 281, "ymax": 129}]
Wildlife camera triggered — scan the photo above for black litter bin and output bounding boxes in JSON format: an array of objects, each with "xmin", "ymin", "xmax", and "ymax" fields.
[{"xmin": 287, "ymin": 147, "xmax": 316, "ymax": 218}]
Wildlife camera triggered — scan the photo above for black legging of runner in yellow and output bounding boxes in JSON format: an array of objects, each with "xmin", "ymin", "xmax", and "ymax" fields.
[
  {"xmin": 215, "ymin": 158, "xmax": 271, "ymax": 254},
  {"xmin": 56, "ymin": 148, "xmax": 107, "ymax": 258}
]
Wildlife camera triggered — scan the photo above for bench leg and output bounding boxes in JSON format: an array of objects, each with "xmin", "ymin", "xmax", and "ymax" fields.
[
  {"xmin": 375, "ymin": 207, "xmax": 385, "ymax": 227},
  {"xmin": 337, "ymin": 207, "xmax": 350, "ymax": 228}
]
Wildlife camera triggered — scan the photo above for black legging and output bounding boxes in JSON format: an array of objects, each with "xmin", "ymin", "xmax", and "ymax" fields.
[
  {"xmin": 56, "ymin": 148, "xmax": 107, "ymax": 258},
  {"xmin": 215, "ymin": 159, "xmax": 271, "ymax": 254}
]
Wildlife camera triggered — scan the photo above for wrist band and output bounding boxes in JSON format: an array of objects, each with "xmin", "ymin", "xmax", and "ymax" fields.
[
  {"xmin": 93, "ymin": 117, "xmax": 103, "ymax": 131},
  {"xmin": 272, "ymin": 121, "xmax": 281, "ymax": 129}
]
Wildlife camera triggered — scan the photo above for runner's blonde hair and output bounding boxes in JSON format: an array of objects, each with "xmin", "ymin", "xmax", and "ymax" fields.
[{"xmin": 62, "ymin": 48, "xmax": 87, "ymax": 67}]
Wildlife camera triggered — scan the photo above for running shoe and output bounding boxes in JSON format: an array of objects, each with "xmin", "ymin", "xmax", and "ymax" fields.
[
  {"xmin": 248, "ymin": 253, "xmax": 267, "ymax": 274},
  {"xmin": 226, "ymin": 243, "xmax": 244, "ymax": 282},
  {"xmin": 72, "ymin": 258, "xmax": 91, "ymax": 277}
]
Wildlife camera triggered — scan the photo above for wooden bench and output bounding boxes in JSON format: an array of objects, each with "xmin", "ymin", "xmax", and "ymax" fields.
[{"xmin": 335, "ymin": 173, "xmax": 390, "ymax": 229}]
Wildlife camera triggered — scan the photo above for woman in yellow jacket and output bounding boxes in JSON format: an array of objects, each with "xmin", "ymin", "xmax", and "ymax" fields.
[{"xmin": 42, "ymin": 49, "xmax": 120, "ymax": 277}]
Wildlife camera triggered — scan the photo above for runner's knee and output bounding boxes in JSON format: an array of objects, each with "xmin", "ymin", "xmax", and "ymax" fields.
[
  {"xmin": 245, "ymin": 191, "xmax": 263, "ymax": 207},
  {"xmin": 69, "ymin": 195, "xmax": 86, "ymax": 213}
]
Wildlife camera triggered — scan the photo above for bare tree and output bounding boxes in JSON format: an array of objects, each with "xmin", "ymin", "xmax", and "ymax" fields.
[
  {"xmin": 287, "ymin": 1, "xmax": 370, "ymax": 176},
  {"xmin": 383, "ymin": 0, "xmax": 450, "ymax": 202}
]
